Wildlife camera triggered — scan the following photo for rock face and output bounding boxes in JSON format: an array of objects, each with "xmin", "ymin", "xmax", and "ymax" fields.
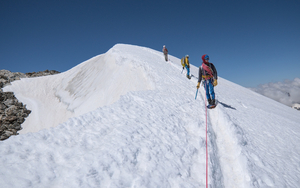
[
  {"xmin": 0, "ymin": 69, "xmax": 60, "ymax": 140},
  {"xmin": 25, "ymin": 69, "xmax": 60, "ymax": 78}
]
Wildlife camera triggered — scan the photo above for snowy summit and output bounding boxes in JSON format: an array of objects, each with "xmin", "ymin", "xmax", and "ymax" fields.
[{"xmin": 1, "ymin": 44, "xmax": 300, "ymax": 188}]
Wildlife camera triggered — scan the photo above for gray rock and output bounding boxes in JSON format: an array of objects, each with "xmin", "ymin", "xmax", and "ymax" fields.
[{"xmin": 5, "ymin": 105, "xmax": 18, "ymax": 116}]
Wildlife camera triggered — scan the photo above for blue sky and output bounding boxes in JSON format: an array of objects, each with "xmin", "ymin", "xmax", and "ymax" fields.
[{"xmin": 1, "ymin": 0, "xmax": 299, "ymax": 87}]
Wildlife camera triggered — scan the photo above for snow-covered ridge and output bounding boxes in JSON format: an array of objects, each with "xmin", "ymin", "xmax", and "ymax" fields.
[
  {"xmin": 1, "ymin": 44, "xmax": 300, "ymax": 187},
  {"xmin": 3, "ymin": 44, "xmax": 156, "ymax": 134}
]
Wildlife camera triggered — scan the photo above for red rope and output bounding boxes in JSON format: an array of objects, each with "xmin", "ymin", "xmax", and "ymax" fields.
[
  {"xmin": 205, "ymin": 93, "xmax": 208, "ymax": 188},
  {"xmin": 203, "ymin": 67, "xmax": 209, "ymax": 188}
]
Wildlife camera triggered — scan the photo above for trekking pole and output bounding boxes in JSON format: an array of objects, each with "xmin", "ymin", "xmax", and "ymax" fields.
[
  {"xmin": 195, "ymin": 88, "xmax": 198, "ymax": 100},
  {"xmin": 181, "ymin": 67, "xmax": 184, "ymax": 74}
]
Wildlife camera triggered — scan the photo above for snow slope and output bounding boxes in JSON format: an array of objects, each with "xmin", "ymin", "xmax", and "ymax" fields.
[
  {"xmin": 1, "ymin": 44, "xmax": 300, "ymax": 188},
  {"xmin": 3, "ymin": 45, "xmax": 155, "ymax": 134}
]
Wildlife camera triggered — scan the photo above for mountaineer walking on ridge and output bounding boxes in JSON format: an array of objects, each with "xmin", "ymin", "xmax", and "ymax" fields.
[
  {"xmin": 181, "ymin": 55, "xmax": 191, "ymax": 79},
  {"xmin": 162, "ymin": 45, "xmax": 168, "ymax": 61},
  {"xmin": 196, "ymin": 54, "xmax": 218, "ymax": 106}
]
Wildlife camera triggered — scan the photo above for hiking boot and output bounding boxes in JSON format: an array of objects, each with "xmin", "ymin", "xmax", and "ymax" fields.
[
  {"xmin": 212, "ymin": 99, "xmax": 216, "ymax": 105},
  {"xmin": 208, "ymin": 98, "xmax": 212, "ymax": 105}
]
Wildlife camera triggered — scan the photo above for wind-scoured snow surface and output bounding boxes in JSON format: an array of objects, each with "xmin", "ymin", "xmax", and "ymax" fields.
[{"xmin": 1, "ymin": 44, "xmax": 300, "ymax": 188}]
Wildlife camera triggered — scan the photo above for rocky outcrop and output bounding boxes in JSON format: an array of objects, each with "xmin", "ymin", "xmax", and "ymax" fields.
[
  {"xmin": 0, "ymin": 70, "xmax": 26, "ymax": 89},
  {"xmin": 0, "ymin": 69, "xmax": 60, "ymax": 140},
  {"xmin": 0, "ymin": 92, "xmax": 31, "ymax": 140},
  {"xmin": 25, "ymin": 70, "xmax": 60, "ymax": 78}
]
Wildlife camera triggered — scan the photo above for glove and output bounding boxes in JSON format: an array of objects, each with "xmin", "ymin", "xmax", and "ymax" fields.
[
  {"xmin": 182, "ymin": 67, "xmax": 184, "ymax": 70},
  {"xmin": 196, "ymin": 82, "xmax": 200, "ymax": 89},
  {"xmin": 213, "ymin": 79, "xmax": 218, "ymax": 86}
]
